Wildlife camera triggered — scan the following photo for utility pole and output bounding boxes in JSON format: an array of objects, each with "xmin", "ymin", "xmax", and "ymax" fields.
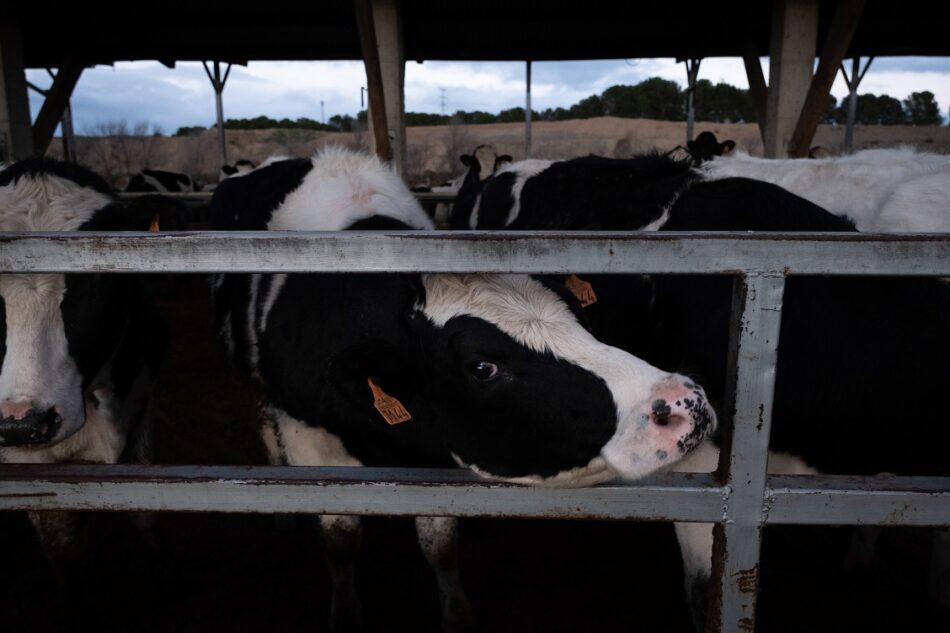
[
  {"xmin": 440, "ymin": 88, "xmax": 446, "ymax": 116},
  {"xmin": 321, "ymin": 100, "xmax": 325, "ymax": 124}
]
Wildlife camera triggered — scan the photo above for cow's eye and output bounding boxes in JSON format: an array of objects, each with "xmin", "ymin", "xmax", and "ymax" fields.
[{"xmin": 468, "ymin": 361, "xmax": 499, "ymax": 382}]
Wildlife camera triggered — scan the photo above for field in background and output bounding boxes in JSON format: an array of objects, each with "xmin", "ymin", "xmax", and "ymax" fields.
[{"xmin": 44, "ymin": 116, "xmax": 950, "ymax": 189}]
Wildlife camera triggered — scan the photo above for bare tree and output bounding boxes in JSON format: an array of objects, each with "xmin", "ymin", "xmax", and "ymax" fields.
[{"xmin": 406, "ymin": 138, "xmax": 435, "ymax": 185}]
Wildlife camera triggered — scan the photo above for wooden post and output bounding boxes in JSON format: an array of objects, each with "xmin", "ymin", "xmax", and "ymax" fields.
[
  {"xmin": 32, "ymin": 60, "xmax": 83, "ymax": 156},
  {"xmin": 788, "ymin": 0, "xmax": 866, "ymax": 157},
  {"xmin": 0, "ymin": 18, "xmax": 34, "ymax": 161},
  {"xmin": 763, "ymin": 0, "xmax": 818, "ymax": 158},
  {"xmin": 354, "ymin": 0, "xmax": 392, "ymax": 162},
  {"xmin": 742, "ymin": 45, "xmax": 768, "ymax": 145}
]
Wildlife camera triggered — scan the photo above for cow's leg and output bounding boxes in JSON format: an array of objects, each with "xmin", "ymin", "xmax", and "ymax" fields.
[
  {"xmin": 321, "ymin": 514, "xmax": 364, "ymax": 632},
  {"xmin": 259, "ymin": 411, "xmax": 298, "ymax": 531},
  {"xmin": 263, "ymin": 407, "xmax": 365, "ymax": 632},
  {"xmin": 670, "ymin": 441, "xmax": 819, "ymax": 632},
  {"xmin": 415, "ymin": 516, "xmax": 476, "ymax": 633}
]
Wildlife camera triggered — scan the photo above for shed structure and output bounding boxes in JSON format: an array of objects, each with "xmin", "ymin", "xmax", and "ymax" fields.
[{"xmin": 1, "ymin": 0, "xmax": 948, "ymax": 168}]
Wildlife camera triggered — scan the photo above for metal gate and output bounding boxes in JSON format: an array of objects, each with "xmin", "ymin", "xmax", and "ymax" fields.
[{"xmin": 1, "ymin": 229, "xmax": 949, "ymax": 632}]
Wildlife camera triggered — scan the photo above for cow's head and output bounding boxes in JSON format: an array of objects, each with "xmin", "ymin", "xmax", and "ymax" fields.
[
  {"xmin": 0, "ymin": 160, "xmax": 170, "ymax": 449},
  {"xmin": 329, "ymin": 273, "xmax": 716, "ymax": 485},
  {"xmin": 686, "ymin": 132, "xmax": 736, "ymax": 165},
  {"xmin": 459, "ymin": 145, "xmax": 512, "ymax": 187}
]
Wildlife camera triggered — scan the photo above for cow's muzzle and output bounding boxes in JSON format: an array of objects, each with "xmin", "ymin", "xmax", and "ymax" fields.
[{"xmin": 0, "ymin": 407, "xmax": 62, "ymax": 447}]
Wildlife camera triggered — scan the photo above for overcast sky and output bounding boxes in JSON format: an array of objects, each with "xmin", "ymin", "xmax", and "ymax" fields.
[{"xmin": 24, "ymin": 56, "xmax": 950, "ymax": 134}]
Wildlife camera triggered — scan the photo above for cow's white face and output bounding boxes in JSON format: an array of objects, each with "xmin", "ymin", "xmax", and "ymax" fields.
[
  {"xmin": 416, "ymin": 274, "xmax": 717, "ymax": 484},
  {"xmin": 0, "ymin": 274, "xmax": 85, "ymax": 445},
  {"xmin": 0, "ymin": 165, "xmax": 133, "ymax": 450}
]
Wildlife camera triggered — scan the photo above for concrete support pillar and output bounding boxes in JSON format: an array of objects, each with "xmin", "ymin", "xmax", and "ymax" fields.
[
  {"xmin": 367, "ymin": 0, "xmax": 405, "ymax": 176},
  {"xmin": 0, "ymin": 19, "xmax": 35, "ymax": 161},
  {"xmin": 763, "ymin": 0, "xmax": 818, "ymax": 158}
]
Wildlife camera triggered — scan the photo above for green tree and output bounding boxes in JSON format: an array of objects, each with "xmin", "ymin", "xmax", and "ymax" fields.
[
  {"xmin": 903, "ymin": 91, "xmax": 941, "ymax": 126},
  {"xmin": 174, "ymin": 125, "xmax": 206, "ymax": 137},
  {"xmin": 568, "ymin": 94, "xmax": 605, "ymax": 119},
  {"xmin": 693, "ymin": 80, "xmax": 756, "ymax": 123}
]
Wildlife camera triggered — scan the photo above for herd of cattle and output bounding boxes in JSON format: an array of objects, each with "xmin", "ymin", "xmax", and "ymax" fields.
[{"xmin": 1, "ymin": 135, "xmax": 949, "ymax": 631}]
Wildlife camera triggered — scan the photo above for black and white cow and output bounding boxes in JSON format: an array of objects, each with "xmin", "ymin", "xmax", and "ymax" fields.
[
  {"xmin": 684, "ymin": 131, "xmax": 736, "ymax": 165},
  {"xmin": 0, "ymin": 159, "xmax": 176, "ymax": 560},
  {"xmin": 209, "ymin": 146, "xmax": 717, "ymax": 631},
  {"xmin": 219, "ymin": 159, "xmax": 257, "ymax": 179},
  {"xmin": 125, "ymin": 167, "xmax": 199, "ymax": 193},
  {"xmin": 461, "ymin": 151, "xmax": 950, "ymax": 626},
  {"xmin": 697, "ymin": 146, "xmax": 950, "ymax": 233}
]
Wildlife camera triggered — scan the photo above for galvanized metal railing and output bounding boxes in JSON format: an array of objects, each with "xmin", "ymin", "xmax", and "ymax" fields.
[{"xmin": 1, "ymin": 230, "xmax": 949, "ymax": 633}]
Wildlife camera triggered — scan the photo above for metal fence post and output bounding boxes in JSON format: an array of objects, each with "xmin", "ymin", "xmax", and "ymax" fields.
[{"xmin": 707, "ymin": 273, "xmax": 786, "ymax": 633}]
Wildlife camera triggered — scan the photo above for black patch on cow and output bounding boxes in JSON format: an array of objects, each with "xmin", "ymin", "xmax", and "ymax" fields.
[
  {"xmin": 406, "ymin": 314, "xmax": 617, "ymax": 477},
  {"xmin": 346, "ymin": 216, "xmax": 416, "ymax": 231},
  {"xmin": 125, "ymin": 169, "xmax": 194, "ymax": 193},
  {"xmin": 474, "ymin": 172, "xmax": 518, "ymax": 229},
  {"xmin": 662, "ymin": 177, "xmax": 858, "ymax": 232},
  {"xmin": 80, "ymin": 196, "xmax": 192, "ymax": 232},
  {"xmin": 483, "ymin": 154, "xmax": 693, "ymax": 231},
  {"xmin": 0, "ymin": 158, "xmax": 113, "ymax": 194},
  {"xmin": 209, "ymin": 157, "xmax": 314, "ymax": 230}
]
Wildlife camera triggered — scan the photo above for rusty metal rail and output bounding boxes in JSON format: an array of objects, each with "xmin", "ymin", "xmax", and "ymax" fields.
[{"xmin": 1, "ymin": 230, "xmax": 949, "ymax": 633}]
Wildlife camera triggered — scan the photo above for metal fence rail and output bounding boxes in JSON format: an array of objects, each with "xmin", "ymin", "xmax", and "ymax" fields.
[{"xmin": 1, "ymin": 230, "xmax": 949, "ymax": 633}]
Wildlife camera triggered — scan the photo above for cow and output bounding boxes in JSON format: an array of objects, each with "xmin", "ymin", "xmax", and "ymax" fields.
[
  {"xmin": 685, "ymin": 131, "xmax": 736, "ymax": 165},
  {"xmin": 445, "ymin": 145, "xmax": 514, "ymax": 228},
  {"xmin": 219, "ymin": 158, "xmax": 257, "ymax": 179},
  {"xmin": 208, "ymin": 145, "xmax": 718, "ymax": 632},
  {"xmin": 461, "ymin": 151, "xmax": 950, "ymax": 628},
  {"xmin": 697, "ymin": 146, "xmax": 950, "ymax": 233},
  {"xmin": 0, "ymin": 158, "xmax": 179, "ymax": 566},
  {"xmin": 125, "ymin": 167, "xmax": 200, "ymax": 193}
]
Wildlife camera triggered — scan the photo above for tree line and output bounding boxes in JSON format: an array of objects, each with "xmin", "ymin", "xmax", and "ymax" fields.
[{"xmin": 173, "ymin": 77, "xmax": 945, "ymax": 136}]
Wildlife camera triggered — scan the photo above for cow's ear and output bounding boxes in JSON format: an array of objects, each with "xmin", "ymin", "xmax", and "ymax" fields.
[
  {"xmin": 720, "ymin": 140, "xmax": 736, "ymax": 155},
  {"xmin": 459, "ymin": 154, "xmax": 474, "ymax": 167},
  {"xmin": 327, "ymin": 342, "xmax": 416, "ymax": 425}
]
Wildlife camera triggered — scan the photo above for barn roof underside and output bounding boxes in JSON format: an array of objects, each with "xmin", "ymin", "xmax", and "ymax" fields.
[{"xmin": 9, "ymin": 1, "xmax": 949, "ymax": 69}]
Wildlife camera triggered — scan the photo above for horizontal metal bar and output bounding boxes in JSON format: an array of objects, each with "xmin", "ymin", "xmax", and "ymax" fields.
[
  {"xmin": 1, "ymin": 465, "xmax": 948, "ymax": 525},
  {"xmin": 1, "ymin": 231, "xmax": 948, "ymax": 275},
  {"xmin": 766, "ymin": 475, "xmax": 950, "ymax": 526},
  {"xmin": 0, "ymin": 465, "xmax": 725, "ymax": 520}
]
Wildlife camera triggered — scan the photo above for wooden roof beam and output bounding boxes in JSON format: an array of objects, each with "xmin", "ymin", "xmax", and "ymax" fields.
[
  {"xmin": 31, "ymin": 57, "xmax": 83, "ymax": 156},
  {"xmin": 787, "ymin": 0, "xmax": 866, "ymax": 158}
]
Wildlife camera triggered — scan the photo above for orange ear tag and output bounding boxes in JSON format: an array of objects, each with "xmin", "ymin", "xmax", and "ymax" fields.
[
  {"xmin": 367, "ymin": 377, "xmax": 412, "ymax": 425},
  {"xmin": 148, "ymin": 213, "xmax": 161, "ymax": 232},
  {"xmin": 565, "ymin": 274, "xmax": 597, "ymax": 308}
]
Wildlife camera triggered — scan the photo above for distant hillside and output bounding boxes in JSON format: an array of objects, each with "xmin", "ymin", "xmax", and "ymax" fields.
[{"xmin": 45, "ymin": 117, "xmax": 950, "ymax": 189}]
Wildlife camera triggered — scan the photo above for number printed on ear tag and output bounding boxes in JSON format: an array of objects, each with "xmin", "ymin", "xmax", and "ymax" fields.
[
  {"xmin": 367, "ymin": 377, "xmax": 412, "ymax": 425},
  {"xmin": 566, "ymin": 274, "xmax": 597, "ymax": 307}
]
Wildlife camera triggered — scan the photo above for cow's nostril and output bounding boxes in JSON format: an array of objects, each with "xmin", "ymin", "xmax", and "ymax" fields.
[{"xmin": 651, "ymin": 399, "xmax": 672, "ymax": 426}]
